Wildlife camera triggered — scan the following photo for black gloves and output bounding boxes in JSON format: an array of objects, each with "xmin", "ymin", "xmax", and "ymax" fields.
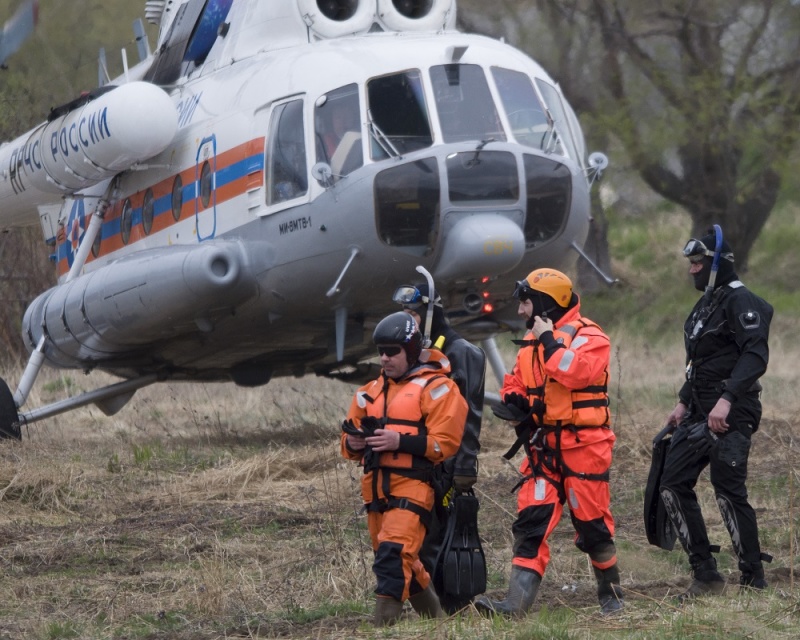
[
  {"xmin": 686, "ymin": 421, "xmax": 718, "ymax": 458},
  {"xmin": 506, "ymin": 392, "xmax": 531, "ymax": 413},
  {"xmin": 341, "ymin": 418, "xmax": 381, "ymax": 471},
  {"xmin": 491, "ymin": 392, "xmax": 531, "ymax": 422},
  {"xmin": 341, "ymin": 418, "xmax": 359, "ymax": 436},
  {"xmin": 341, "ymin": 416, "xmax": 381, "ymax": 437},
  {"xmin": 359, "ymin": 416, "xmax": 381, "ymax": 436},
  {"xmin": 491, "ymin": 402, "xmax": 527, "ymax": 422}
]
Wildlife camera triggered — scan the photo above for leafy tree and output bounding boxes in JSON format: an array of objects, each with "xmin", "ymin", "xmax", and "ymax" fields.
[{"xmin": 459, "ymin": 0, "xmax": 800, "ymax": 270}]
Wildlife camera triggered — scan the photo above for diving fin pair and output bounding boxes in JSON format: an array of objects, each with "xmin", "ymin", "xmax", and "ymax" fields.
[
  {"xmin": 433, "ymin": 490, "xmax": 486, "ymax": 611},
  {"xmin": 643, "ymin": 424, "xmax": 678, "ymax": 550}
]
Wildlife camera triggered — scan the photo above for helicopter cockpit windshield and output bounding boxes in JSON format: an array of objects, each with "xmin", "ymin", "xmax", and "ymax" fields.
[
  {"xmin": 315, "ymin": 63, "xmax": 582, "ymax": 253},
  {"xmin": 430, "ymin": 64, "xmax": 506, "ymax": 144},
  {"xmin": 367, "ymin": 70, "xmax": 433, "ymax": 159},
  {"xmin": 315, "ymin": 84, "xmax": 364, "ymax": 180}
]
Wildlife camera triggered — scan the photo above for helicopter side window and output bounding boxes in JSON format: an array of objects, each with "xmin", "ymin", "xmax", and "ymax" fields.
[
  {"xmin": 491, "ymin": 67, "xmax": 550, "ymax": 150},
  {"xmin": 535, "ymin": 79, "xmax": 580, "ymax": 161},
  {"xmin": 120, "ymin": 199, "xmax": 133, "ymax": 246},
  {"xmin": 142, "ymin": 188, "xmax": 155, "ymax": 235},
  {"xmin": 199, "ymin": 160, "xmax": 213, "ymax": 208},
  {"xmin": 266, "ymin": 99, "xmax": 308, "ymax": 206},
  {"xmin": 171, "ymin": 175, "xmax": 184, "ymax": 221},
  {"xmin": 430, "ymin": 64, "xmax": 506, "ymax": 144},
  {"xmin": 314, "ymin": 84, "xmax": 363, "ymax": 179},
  {"xmin": 367, "ymin": 71, "xmax": 433, "ymax": 159},
  {"xmin": 523, "ymin": 154, "xmax": 572, "ymax": 246},
  {"xmin": 374, "ymin": 158, "xmax": 440, "ymax": 249}
]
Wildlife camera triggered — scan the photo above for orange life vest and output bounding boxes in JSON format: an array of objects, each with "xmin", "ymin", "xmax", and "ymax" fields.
[
  {"xmin": 517, "ymin": 319, "xmax": 610, "ymax": 427},
  {"xmin": 357, "ymin": 371, "xmax": 446, "ymax": 474}
]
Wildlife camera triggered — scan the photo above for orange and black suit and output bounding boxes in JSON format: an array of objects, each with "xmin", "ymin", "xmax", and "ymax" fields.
[
  {"xmin": 502, "ymin": 302, "xmax": 618, "ymax": 577},
  {"xmin": 341, "ymin": 349, "xmax": 467, "ymax": 602}
]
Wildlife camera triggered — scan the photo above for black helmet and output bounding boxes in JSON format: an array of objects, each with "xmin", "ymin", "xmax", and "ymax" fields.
[{"xmin": 373, "ymin": 311, "xmax": 423, "ymax": 364}]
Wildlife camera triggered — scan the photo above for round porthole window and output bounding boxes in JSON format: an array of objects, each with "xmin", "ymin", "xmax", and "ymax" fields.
[
  {"xmin": 142, "ymin": 188, "xmax": 154, "ymax": 235},
  {"xmin": 200, "ymin": 161, "xmax": 213, "ymax": 209},
  {"xmin": 172, "ymin": 175, "xmax": 183, "ymax": 221},
  {"xmin": 121, "ymin": 199, "xmax": 133, "ymax": 245}
]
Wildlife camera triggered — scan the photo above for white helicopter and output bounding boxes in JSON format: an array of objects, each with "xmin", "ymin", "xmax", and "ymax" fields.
[{"xmin": 0, "ymin": 0, "xmax": 610, "ymax": 439}]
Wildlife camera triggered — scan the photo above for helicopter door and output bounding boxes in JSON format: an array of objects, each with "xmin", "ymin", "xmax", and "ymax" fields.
[
  {"xmin": 195, "ymin": 135, "xmax": 217, "ymax": 240},
  {"xmin": 264, "ymin": 98, "xmax": 308, "ymax": 209}
]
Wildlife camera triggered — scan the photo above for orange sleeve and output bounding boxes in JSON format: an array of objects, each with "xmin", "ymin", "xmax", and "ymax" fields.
[
  {"xmin": 543, "ymin": 327, "xmax": 609, "ymax": 389},
  {"xmin": 500, "ymin": 342, "xmax": 533, "ymax": 400},
  {"xmin": 420, "ymin": 377, "xmax": 467, "ymax": 464}
]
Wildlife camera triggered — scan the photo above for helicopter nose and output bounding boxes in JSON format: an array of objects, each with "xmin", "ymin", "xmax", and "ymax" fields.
[{"xmin": 433, "ymin": 213, "xmax": 525, "ymax": 280}]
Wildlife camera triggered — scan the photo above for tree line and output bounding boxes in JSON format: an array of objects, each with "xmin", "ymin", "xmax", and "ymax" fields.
[{"xmin": 460, "ymin": 0, "xmax": 800, "ymax": 278}]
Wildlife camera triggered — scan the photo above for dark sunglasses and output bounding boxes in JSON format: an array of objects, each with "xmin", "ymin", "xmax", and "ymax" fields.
[{"xmin": 377, "ymin": 345, "xmax": 402, "ymax": 357}]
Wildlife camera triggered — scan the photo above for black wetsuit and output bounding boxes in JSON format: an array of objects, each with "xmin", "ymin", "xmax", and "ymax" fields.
[{"xmin": 660, "ymin": 277, "xmax": 772, "ymax": 576}]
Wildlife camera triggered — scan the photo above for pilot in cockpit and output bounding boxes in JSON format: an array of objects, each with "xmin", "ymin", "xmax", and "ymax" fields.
[{"xmin": 315, "ymin": 89, "xmax": 363, "ymax": 177}]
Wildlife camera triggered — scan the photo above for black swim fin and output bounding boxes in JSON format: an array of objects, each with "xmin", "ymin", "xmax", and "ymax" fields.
[
  {"xmin": 643, "ymin": 424, "xmax": 678, "ymax": 550},
  {"xmin": 433, "ymin": 490, "xmax": 486, "ymax": 611}
]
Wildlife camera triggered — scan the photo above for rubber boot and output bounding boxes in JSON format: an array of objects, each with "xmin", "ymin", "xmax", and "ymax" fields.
[
  {"xmin": 408, "ymin": 584, "xmax": 445, "ymax": 619},
  {"xmin": 373, "ymin": 595, "xmax": 403, "ymax": 626},
  {"xmin": 739, "ymin": 561, "xmax": 768, "ymax": 590},
  {"xmin": 593, "ymin": 564, "xmax": 624, "ymax": 615},
  {"xmin": 678, "ymin": 556, "xmax": 726, "ymax": 602},
  {"xmin": 474, "ymin": 566, "xmax": 541, "ymax": 618}
]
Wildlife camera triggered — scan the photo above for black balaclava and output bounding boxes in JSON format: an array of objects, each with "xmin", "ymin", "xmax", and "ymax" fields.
[
  {"xmin": 524, "ymin": 291, "xmax": 577, "ymax": 330},
  {"xmin": 691, "ymin": 231, "xmax": 737, "ymax": 292}
]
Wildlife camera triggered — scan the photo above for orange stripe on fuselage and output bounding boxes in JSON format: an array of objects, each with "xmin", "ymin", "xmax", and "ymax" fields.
[{"xmin": 56, "ymin": 137, "xmax": 265, "ymax": 276}]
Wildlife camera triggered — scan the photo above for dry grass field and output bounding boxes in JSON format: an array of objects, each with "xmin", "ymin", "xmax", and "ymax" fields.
[
  {"xmin": 1, "ymin": 327, "xmax": 799, "ymax": 640},
  {"xmin": 2, "ymin": 209, "xmax": 800, "ymax": 639}
]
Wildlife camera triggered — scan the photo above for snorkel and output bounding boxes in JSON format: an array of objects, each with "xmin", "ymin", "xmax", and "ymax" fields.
[
  {"xmin": 704, "ymin": 224, "xmax": 723, "ymax": 304},
  {"xmin": 689, "ymin": 224, "xmax": 724, "ymax": 341},
  {"xmin": 415, "ymin": 265, "xmax": 435, "ymax": 348}
]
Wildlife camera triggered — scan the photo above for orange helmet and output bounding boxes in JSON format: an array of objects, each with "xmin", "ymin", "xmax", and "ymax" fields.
[{"xmin": 513, "ymin": 269, "xmax": 573, "ymax": 308}]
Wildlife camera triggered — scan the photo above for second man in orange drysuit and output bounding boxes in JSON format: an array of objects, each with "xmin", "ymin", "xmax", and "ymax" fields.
[{"xmin": 475, "ymin": 268, "xmax": 623, "ymax": 616}]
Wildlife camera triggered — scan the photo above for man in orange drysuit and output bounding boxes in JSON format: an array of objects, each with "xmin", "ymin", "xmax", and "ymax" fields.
[
  {"xmin": 475, "ymin": 268, "xmax": 623, "ymax": 616},
  {"xmin": 341, "ymin": 311, "xmax": 467, "ymax": 626}
]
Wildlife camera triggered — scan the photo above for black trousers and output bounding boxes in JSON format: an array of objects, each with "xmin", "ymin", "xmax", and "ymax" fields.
[{"xmin": 659, "ymin": 394, "xmax": 763, "ymax": 571}]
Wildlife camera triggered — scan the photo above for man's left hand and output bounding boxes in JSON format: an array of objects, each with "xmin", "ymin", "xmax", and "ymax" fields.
[
  {"xmin": 366, "ymin": 429, "xmax": 400, "ymax": 452},
  {"xmin": 532, "ymin": 315, "xmax": 554, "ymax": 338},
  {"xmin": 708, "ymin": 398, "xmax": 731, "ymax": 433}
]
